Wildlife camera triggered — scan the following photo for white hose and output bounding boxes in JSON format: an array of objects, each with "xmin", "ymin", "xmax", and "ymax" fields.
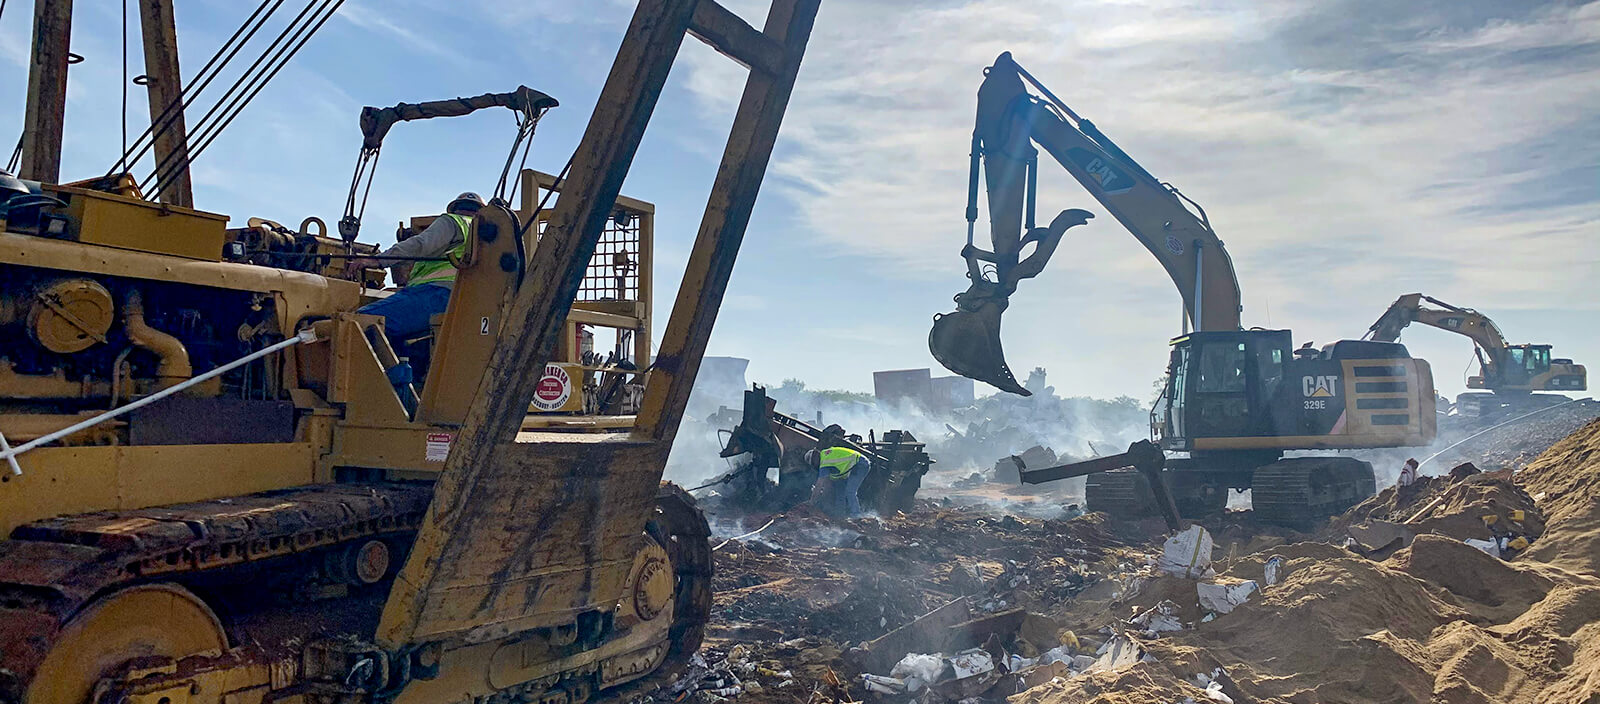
[
  {"xmin": 0, "ymin": 328, "xmax": 319, "ymax": 475},
  {"xmin": 0, "ymin": 427, "xmax": 19, "ymax": 477}
]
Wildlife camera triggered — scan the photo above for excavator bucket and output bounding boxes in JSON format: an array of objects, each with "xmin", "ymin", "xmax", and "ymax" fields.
[
  {"xmin": 930, "ymin": 208, "xmax": 1093, "ymax": 397},
  {"xmin": 929, "ymin": 294, "xmax": 1029, "ymax": 396}
]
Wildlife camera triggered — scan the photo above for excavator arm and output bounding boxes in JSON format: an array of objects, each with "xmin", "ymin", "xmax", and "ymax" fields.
[
  {"xmin": 1367, "ymin": 293, "xmax": 1509, "ymax": 351},
  {"xmin": 930, "ymin": 52, "xmax": 1241, "ymax": 395},
  {"xmin": 1364, "ymin": 293, "xmax": 1589, "ymax": 396}
]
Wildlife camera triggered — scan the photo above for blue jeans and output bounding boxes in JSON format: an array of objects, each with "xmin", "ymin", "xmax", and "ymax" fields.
[
  {"xmin": 818, "ymin": 458, "xmax": 871, "ymax": 516},
  {"xmin": 358, "ymin": 284, "xmax": 451, "ymax": 341}
]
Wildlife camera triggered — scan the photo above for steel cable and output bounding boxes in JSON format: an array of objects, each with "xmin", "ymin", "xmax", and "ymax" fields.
[
  {"xmin": 112, "ymin": 0, "xmax": 285, "ymax": 177},
  {"xmin": 143, "ymin": 0, "xmax": 328, "ymax": 192},
  {"xmin": 144, "ymin": 0, "xmax": 343, "ymax": 196}
]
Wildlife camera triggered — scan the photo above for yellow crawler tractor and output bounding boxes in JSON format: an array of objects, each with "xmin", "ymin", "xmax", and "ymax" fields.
[{"xmin": 0, "ymin": 0, "xmax": 819, "ymax": 701}]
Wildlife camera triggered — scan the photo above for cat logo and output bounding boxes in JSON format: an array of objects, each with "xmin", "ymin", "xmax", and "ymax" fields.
[
  {"xmin": 1302, "ymin": 375, "xmax": 1338, "ymax": 398},
  {"xmin": 1083, "ymin": 157, "xmax": 1120, "ymax": 190},
  {"xmin": 1067, "ymin": 148, "xmax": 1134, "ymax": 194}
]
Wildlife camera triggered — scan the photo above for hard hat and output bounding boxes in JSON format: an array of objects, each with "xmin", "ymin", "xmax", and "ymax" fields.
[{"xmin": 448, "ymin": 191, "xmax": 485, "ymax": 213}]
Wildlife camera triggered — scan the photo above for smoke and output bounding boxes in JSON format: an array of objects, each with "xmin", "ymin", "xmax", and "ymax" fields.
[{"xmin": 663, "ymin": 364, "xmax": 1152, "ymax": 493}]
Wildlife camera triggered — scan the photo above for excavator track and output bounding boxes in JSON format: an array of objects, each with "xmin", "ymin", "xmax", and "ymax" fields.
[
  {"xmin": 0, "ymin": 482, "xmax": 711, "ymax": 703},
  {"xmin": 1084, "ymin": 469, "xmax": 1157, "ymax": 518},
  {"xmin": 1250, "ymin": 457, "xmax": 1376, "ymax": 527},
  {"xmin": 1085, "ymin": 469, "xmax": 1229, "ymax": 519}
]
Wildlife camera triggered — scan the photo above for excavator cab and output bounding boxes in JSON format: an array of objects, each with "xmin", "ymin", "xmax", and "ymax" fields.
[
  {"xmin": 1157, "ymin": 330, "xmax": 1290, "ymax": 443},
  {"xmin": 1497, "ymin": 344, "xmax": 1551, "ymax": 386}
]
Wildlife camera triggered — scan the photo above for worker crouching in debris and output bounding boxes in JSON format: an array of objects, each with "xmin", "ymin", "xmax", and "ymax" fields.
[{"xmin": 809, "ymin": 425, "xmax": 872, "ymax": 517}]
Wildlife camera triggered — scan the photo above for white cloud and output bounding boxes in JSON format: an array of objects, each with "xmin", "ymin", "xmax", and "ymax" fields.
[
  {"xmin": 336, "ymin": 2, "xmax": 476, "ymax": 68},
  {"xmin": 672, "ymin": 0, "xmax": 1600, "ymax": 397}
]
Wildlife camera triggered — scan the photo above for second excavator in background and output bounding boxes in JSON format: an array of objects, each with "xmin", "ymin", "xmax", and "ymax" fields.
[
  {"xmin": 930, "ymin": 52, "xmax": 1438, "ymax": 525},
  {"xmin": 1367, "ymin": 293, "xmax": 1586, "ymax": 419}
]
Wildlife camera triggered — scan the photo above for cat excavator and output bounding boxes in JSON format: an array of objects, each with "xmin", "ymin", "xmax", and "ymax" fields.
[
  {"xmin": 930, "ymin": 53, "xmax": 1437, "ymax": 524},
  {"xmin": 0, "ymin": 0, "xmax": 818, "ymax": 701},
  {"xmin": 1367, "ymin": 293, "xmax": 1586, "ymax": 418}
]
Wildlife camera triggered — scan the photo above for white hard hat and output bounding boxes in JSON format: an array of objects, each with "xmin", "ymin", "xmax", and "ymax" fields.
[{"xmin": 448, "ymin": 191, "xmax": 485, "ymax": 212}]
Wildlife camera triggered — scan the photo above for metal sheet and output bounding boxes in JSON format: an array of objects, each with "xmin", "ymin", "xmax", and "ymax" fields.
[{"xmin": 129, "ymin": 397, "xmax": 294, "ymax": 445}]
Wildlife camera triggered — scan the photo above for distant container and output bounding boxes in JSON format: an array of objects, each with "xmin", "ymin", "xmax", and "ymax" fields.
[
  {"xmin": 931, "ymin": 375, "xmax": 976, "ymax": 409},
  {"xmin": 874, "ymin": 368, "xmax": 933, "ymax": 408},
  {"xmin": 699, "ymin": 356, "xmax": 749, "ymax": 395},
  {"xmin": 692, "ymin": 356, "xmax": 750, "ymax": 414}
]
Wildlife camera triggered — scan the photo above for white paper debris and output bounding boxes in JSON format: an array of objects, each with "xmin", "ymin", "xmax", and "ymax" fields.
[
  {"xmin": 1464, "ymin": 538, "xmax": 1502, "ymax": 558},
  {"xmin": 1197, "ymin": 580, "xmax": 1258, "ymax": 615},
  {"xmin": 861, "ymin": 674, "xmax": 907, "ymax": 694},
  {"xmin": 948, "ymin": 648, "xmax": 996, "ymax": 680},
  {"xmin": 1158, "ymin": 525, "xmax": 1215, "ymax": 579},
  {"xmin": 1089, "ymin": 635, "xmax": 1146, "ymax": 672},
  {"xmin": 890, "ymin": 653, "xmax": 945, "ymax": 692},
  {"xmin": 1132, "ymin": 600, "xmax": 1186, "ymax": 635}
]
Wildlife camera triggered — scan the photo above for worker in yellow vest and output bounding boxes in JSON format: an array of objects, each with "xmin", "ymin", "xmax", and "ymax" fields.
[
  {"xmin": 808, "ymin": 425, "xmax": 872, "ymax": 516},
  {"xmin": 351, "ymin": 192, "xmax": 485, "ymax": 342}
]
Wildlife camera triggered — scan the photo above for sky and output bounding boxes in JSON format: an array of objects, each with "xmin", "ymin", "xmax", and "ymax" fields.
[{"xmin": 1, "ymin": 0, "xmax": 1595, "ymax": 401}]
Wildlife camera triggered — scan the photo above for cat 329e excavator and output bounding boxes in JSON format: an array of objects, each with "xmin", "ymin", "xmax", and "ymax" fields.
[
  {"xmin": 0, "ymin": 1, "xmax": 818, "ymax": 702},
  {"xmin": 929, "ymin": 53, "xmax": 1437, "ymax": 525}
]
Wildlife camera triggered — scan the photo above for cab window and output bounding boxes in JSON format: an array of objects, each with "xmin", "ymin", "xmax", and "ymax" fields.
[{"xmin": 1197, "ymin": 342, "xmax": 1248, "ymax": 393}]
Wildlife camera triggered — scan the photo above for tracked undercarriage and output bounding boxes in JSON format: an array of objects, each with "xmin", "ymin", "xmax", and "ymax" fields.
[
  {"xmin": 1083, "ymin": 456, "xmax": 1377, "ymax": 526},
  {"xmin": 0, "ymin": 484, "xmax": 712, "ymax": 703}
]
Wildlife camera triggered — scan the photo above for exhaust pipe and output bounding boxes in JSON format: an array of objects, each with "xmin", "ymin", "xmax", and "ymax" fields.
[{"xmin": 123, "ymin": 289, "xmax": 192, "ymax": 387}]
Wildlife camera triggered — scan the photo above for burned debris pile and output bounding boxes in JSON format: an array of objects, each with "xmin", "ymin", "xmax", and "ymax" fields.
[{"xmin": 680, "ymin": 406, "xmax": 1600, "ymax": 704}]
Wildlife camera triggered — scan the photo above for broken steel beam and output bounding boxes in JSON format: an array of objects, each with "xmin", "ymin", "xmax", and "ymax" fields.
[{"xmin": 1019, "ymin": 439, "xmax": 1183, "ymax": 531}]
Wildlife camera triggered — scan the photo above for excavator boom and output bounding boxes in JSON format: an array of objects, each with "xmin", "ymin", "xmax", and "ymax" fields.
[{"xmin": 930, "ymin": 53, "xmax": 1240, "ymax": 395}]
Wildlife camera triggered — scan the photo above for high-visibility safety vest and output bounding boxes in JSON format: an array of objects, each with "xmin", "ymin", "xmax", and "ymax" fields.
[
  {"xmin": 819, "ymin": 446, "xmax": 867, "ymax": 480},
  {"xmin": 407, "ymin": 213, "xmax": 472, "ymax": 287}
]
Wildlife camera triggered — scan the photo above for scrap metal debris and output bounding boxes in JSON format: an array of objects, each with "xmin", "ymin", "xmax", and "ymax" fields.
[{"xmin": 688, "ymin": 407, "xmax": 1600, "ymax": 704}]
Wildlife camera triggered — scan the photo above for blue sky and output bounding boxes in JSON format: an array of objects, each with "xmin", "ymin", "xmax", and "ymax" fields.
[{"xmin": 3, "ymin": 0, "xmax": 1596, "ymax": 400}]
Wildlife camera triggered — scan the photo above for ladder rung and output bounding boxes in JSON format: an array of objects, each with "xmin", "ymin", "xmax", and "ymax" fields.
[{"xmin": 688, "ymin": 0, "xmax": 785, "ymax": 76}]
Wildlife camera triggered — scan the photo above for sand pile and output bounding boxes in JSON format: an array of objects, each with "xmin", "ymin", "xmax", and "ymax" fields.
[
  {"xmin": 1408, "ymin": 472, "xmax": 1545, "ymax": 543},
  {"xmin": 1329, "ymin": 470, "xmax": 1543, "ymax": 544},
  {"xmin": 1016, "ymin": 419, "xmax": 1600, "ymax": 704},
  {"xmin": 1517, "ymin": 418, "xmax": 1600, "ymax": 574}
]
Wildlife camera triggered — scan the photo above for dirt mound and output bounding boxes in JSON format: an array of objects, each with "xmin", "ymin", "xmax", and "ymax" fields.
[
  {"xmin": 1434, "ymin": 400, "xmax": 1600, "ymax": 472},
  {"xmin": 1328, "ymin": 471, "xmax": 1543, "ymax": 544},
  {"xmin": 1333, "ymin": 474, "xmax": 1455, "ymax": 529},
  {"xmin": 1516, "ymin": 418, "xmax": 1600, "ymax": 573},
  {"xmin": 1392, "ymin": 534, "xmax": 1555, "ymax": 623},
  {"xmin": 1409, "ymin": 472, "xmax": 1545, "ymax": 542},
  {"xmin": 699, "ymin": 418, "xmax": 1600, "ymax": 704}
]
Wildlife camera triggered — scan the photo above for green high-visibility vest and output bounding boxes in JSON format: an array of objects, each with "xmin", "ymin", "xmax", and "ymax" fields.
[
  {"xmin": 819, "ymin": 447, "xmax": 866, "ymax": 480},
  {"xmin": 407, "ymin": 213, "xmax": 472, "ymax": 287}
]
